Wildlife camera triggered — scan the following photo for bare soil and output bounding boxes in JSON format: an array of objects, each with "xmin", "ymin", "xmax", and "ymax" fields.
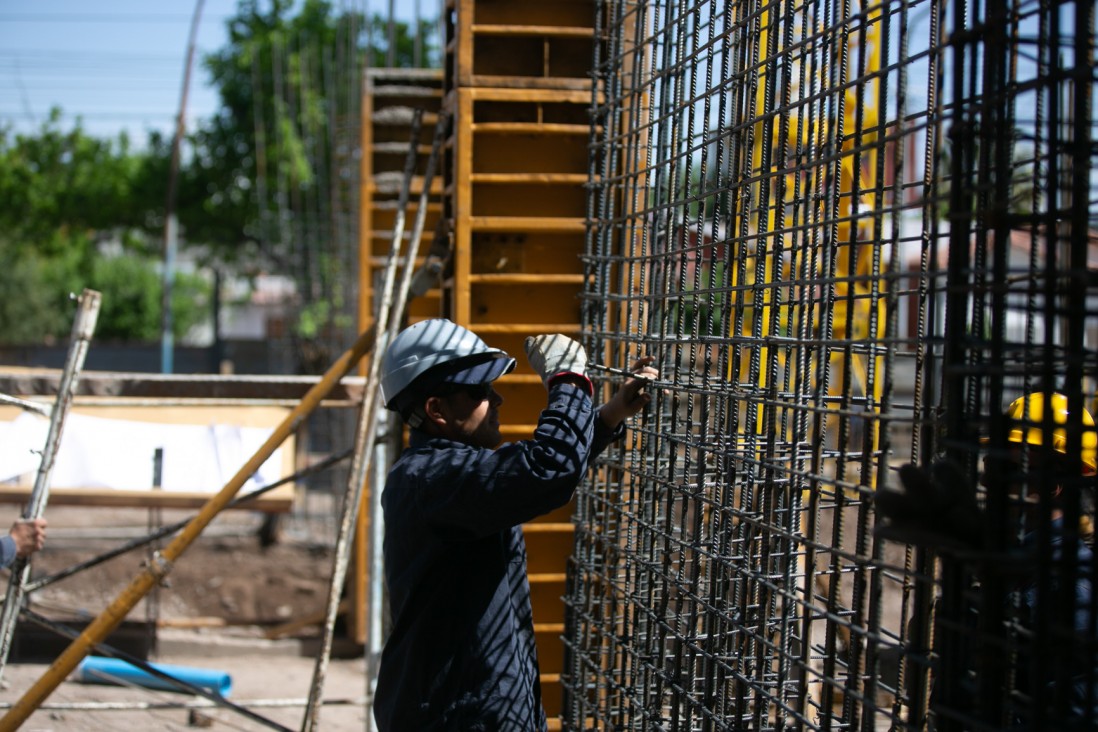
[{"xmin": 23, "ymin": 504, "xmax": 341, "ymax": 633}]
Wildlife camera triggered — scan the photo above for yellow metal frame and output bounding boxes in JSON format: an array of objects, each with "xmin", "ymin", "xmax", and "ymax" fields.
[{"xmin": 722, "ymin": 2, "xmax": 886, "ymax": 487}]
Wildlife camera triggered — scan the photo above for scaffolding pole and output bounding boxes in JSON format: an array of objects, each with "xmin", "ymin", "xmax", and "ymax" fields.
[
  {"xmin": 0, "ymin": 289, "xmax": 101, "ymax": 681},
  {"xmin": 302, "ymin": 108, "xmax": 449, "ymax": 732}
]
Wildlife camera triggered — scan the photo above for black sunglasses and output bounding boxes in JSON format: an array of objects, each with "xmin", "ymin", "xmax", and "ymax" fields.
[{"xmin": 434, "ymin": 383, "xmax": 493, "ymax": 402}]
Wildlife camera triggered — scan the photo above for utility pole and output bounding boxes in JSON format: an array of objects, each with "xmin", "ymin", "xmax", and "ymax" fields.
[
  {"xmin": 386, "ymin": 0, "xmax": 396, "ymax": 67},
  {"xmin": 162, "ymin": 0, "xmax": 206, "ymax": 373}
]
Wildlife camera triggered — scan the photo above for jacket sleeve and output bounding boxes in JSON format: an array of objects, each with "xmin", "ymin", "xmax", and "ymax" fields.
[
  {"xmin": 415, "ymin": 382, "xmax": 597, "ymax": 537},
  {"xmin": 0, "ymin": 534, "xmax": 16, "ymax": 569}
]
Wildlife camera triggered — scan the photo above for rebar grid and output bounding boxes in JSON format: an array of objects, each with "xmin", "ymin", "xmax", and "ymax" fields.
[{"xmin": 565, "ymin": 0, "xmax": 1098, "ymax": 730}]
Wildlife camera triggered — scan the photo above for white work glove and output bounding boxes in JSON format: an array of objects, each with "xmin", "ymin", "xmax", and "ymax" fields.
[{"xmin": 524, "ymin": 334, "xmax": 588, "ymax": 389}]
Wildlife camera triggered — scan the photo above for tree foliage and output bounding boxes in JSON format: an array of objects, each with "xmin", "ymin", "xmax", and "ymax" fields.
[
  {"xmin": 184, "ymin": 0, "xmax": 432, "ymax": 262},
  {"xmin": 0, "ymin": 114, "xmax": 208, "ymax": 344},
  {"xmin": 89, "ymin": 255, "xmax": 210, "ymax": 342},
  {"xmin": 0, "ymin": 0, "xmax": 435, "ymax": 350},
  {"xmin": 180, "ymin": 0, "xmax": 433, "ymax": 371},
  {"xmin": 0, "ymin": 111, "xmax": 154, "ymax": 260}
]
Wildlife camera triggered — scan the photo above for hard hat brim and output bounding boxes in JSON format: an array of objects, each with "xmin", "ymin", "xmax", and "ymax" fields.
[{"xmin": 439, "ymin": 354, "xmax": 516, "ymax": 386}]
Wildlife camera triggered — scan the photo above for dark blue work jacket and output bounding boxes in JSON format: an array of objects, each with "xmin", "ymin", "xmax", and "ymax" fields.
[{"xmin": 374, "ymin": 382, "xmax": 622, "ymax": 731}]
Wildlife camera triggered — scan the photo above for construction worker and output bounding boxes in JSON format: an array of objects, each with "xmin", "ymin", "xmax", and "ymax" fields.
[
  {"xmin": 991, "ymin": 393, "xmax": 1097, "ymax": 728},
  {"xmin": 876, "ymin": 392, "xmax": 1097, "ymax": 729},
  {"xmin": 0, "ymin": 518, "xmax": 47, "ymax": 569},
  {"xmin": 373, "ymin": 318, "xmax": 656, "ymax": 731}
]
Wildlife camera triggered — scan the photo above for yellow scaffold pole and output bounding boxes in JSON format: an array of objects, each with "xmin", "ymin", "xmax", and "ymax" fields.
[{"xmin": 0, "ymin": 321, "xmax": 380, "ymax": 731}]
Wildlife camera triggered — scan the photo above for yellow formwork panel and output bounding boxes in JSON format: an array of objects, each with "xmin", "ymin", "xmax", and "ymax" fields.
[
  {"xmin": 469, "ymin": 281, "xmax": 583, "ymax": 326},
  {"xmin": 471, "ymin": 232, "xmax": 586, "ymax": 275},
  {"xmin": 471, "ymin": 182, "xmax": 587, "ymax": 218},
  {"xmin": 529, "ymin": 574, "xmax": 568, "ymax": 624},
  {"xmin": 367, "ymin": 202, "xmax": 442, "ymax": 255},
  {"xmin": 473, "ymin": 35, "xmax": 594, "ymax": 83},
  {"xmin": 443, "ymin": 3, "xmax": 600, "ymax": 717},
  {"xmin": 473, "ymin": 132, "xmax": 588, "ymax": 174},
  {"xmin": 472, "ymin": 98, "xmax": 590, "ymax": 125},
  {"xmin": 470, "ymin": 0, "xmax": 596, "ymax": 26},
  {"xmin": 357, "ymin": 67, "xmax": 445, "ymax": 645},
  {"xmin": 489, "ymin": 376, "xmax": 556, "ymax": 438},
  {"xmin": 450, "ymin": 0, "xmax": 598, "ymax": 90}
]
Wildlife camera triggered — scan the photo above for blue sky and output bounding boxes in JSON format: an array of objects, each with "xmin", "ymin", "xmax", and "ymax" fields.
[{"xmin": 0, "ymin": 0, "xmax": 434, "ymax": 144}]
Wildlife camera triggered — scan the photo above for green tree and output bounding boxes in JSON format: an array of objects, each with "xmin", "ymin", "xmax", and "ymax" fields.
[
  {"xmin": 88, "ymin": 255, "xmax": 209, "ymax": 342},
  {"xmin": 0, "ymin": 237, "xmax": 76, "ymax": 343},
  {"xmin": 181, "ymin": 0, "xmax": 435, "ymax": 370},
  {"xmin": 183, "ymin": 1, "xmax": 432, "ymax": 257},
  {"xmin": 0, "ymin": 115, "xmax": 207, "ymax": 345},
  {"xmin": 0, "ymin": 111, "xmax": 152, "ymax": 260}
]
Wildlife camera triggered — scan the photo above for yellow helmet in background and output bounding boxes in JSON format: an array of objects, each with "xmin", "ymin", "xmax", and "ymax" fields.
[{"xmin": 1004, "ymin": 393, "xmax": 1098, "ymax": 475}]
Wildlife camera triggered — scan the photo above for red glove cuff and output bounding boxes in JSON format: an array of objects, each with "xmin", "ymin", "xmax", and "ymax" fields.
[{"xmin": 548, "ymin": 371, "xmax": 593, "ymax": 396}]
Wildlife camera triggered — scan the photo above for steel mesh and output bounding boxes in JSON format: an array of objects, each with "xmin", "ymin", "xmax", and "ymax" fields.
[{"xmin": 564, "ymin": 0, "xmax": 1098, "ymax": 729}]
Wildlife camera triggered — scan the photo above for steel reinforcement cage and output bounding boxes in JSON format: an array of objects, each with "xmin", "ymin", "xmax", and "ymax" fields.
[{"xmin": 564, "ymin": 0, "xmax": 1098, "ymax": 730}]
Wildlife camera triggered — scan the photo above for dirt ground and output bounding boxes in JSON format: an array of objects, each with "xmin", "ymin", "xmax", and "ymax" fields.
[
  {"xmin": 28, "ymin": 506, "xmax": 340, "ymax": 627},
  {"xmin": 0, "ymin": 501, "xmax": 371, "ymax": 730}
]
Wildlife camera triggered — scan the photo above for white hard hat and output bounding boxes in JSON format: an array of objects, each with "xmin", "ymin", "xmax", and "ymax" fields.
[{"xmin": 380, "ymin": 318, "xmax": 515, "ymax": 410}]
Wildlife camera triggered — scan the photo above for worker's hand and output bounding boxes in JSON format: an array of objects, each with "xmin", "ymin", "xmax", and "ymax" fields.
[
  {"xmin": 875, "ymin": 461, "xmax": 982, "ymax": 552},
  {"xmin": 10, "ymin": 518, "xmax": 47, "ymax": 558},
  {"xmin": 524, "ymin": 334, "xmax": 588, "ymax": 389},
  {"xmin": 598, "ymin": 356, "xmax": 658, "ymax": 429}
]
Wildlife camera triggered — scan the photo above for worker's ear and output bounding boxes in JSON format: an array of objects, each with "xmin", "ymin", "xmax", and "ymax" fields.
[{"xmin": 423, "ymin": 395, "xmax": 450, "ymax": 430}]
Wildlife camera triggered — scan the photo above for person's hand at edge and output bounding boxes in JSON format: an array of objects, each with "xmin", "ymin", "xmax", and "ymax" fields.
[{"xmin": 10, "ymin": 518, "xmax": 47, "ymax": 559}]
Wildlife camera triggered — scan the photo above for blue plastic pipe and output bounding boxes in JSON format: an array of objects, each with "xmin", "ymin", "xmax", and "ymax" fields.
[{"xmin": 76, "ymin": 656, "xmax": 232, "ymax": 697}]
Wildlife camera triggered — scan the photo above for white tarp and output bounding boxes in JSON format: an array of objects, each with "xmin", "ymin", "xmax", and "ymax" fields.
[{"xmin": 0, "ymin": 412, "xmax": 283, "ymax": 493}]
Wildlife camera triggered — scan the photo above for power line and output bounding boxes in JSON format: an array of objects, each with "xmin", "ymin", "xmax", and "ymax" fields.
[{"xmin": 0, "ymin": 14, "xmax": 235, "ymax": 23}]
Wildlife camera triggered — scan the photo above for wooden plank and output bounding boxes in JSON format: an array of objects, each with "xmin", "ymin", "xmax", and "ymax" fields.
[
  {"xmin": 471, "ymin": 24, "xmax": 594, "ymax": 38},
  {"xmin": 522, "ymin": 523, "xmax": 574, "ymax": 533},
  {"xmin": 0, "ymin": 486, "xmax": 294, "ymax": 513},
  {"xmin": 469, "ymin": 216, "xmax": 586, "ymax": 233},
  {"xmin": 470, "ymin": 75, "xmax": 592, "ymax": 92},
  {"xmin": 364, "ymin": 175, "xmax": 445, "ymax": 197},
  {"xmin": 456, "ymin": 0, "xmax": 474, "ymax": 85},
  {"xmin": 527, "ymin": 573, "xmax": 569, "ymax": 583},
  {"xmin": 470, "ymin": 323, "xmax": 582, "ymax": 334},
  {"xmin": 454, "ymin": 89, "xmax": 475, "ymax": 324},
  {"xmin": 470, "ymin": 173, "xmax": 589, "ymax": 184},
  {"xmin": 467, "ymin": 273, "xmax": 587, "ymax": 284},
  {"xmin": 359, "ymin": 75, "xmax": 376, "ymax": 367},
  {"xmin": 495, "ymin": 373, "xmax": 542, "ymax": 384},
  {"xmin": 466, "ymin": 86, "xmax": 593, "ymax": 104},
  {"xmin": 499, "ymin": 424, "xmax": 539, "ymax": 437},
  {"xmin": 0, "ymin": 370, "xmax": 366, "ymax": 404},
  {"xmin": 533, "ymin": 623, "xmax": 566, "ymax": 634},
  {"xmin": 472, "ymin": 122, "xmax": 590, "ymax": 135}
]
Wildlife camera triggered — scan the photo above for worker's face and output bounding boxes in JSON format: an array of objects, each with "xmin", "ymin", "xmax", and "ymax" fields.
[{"xmin": 429, "ymin": 383, "xmax": 504, "ymax": 448}]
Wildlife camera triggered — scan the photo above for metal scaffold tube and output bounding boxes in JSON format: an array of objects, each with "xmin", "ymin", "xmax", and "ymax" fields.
[
  {"xmin": 0, "ymin": 289, "xmax": 101, "ymax": 681},
  {"xmin": 302, "ymin": 107, "xmax": 450, "ymax": 732}
]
